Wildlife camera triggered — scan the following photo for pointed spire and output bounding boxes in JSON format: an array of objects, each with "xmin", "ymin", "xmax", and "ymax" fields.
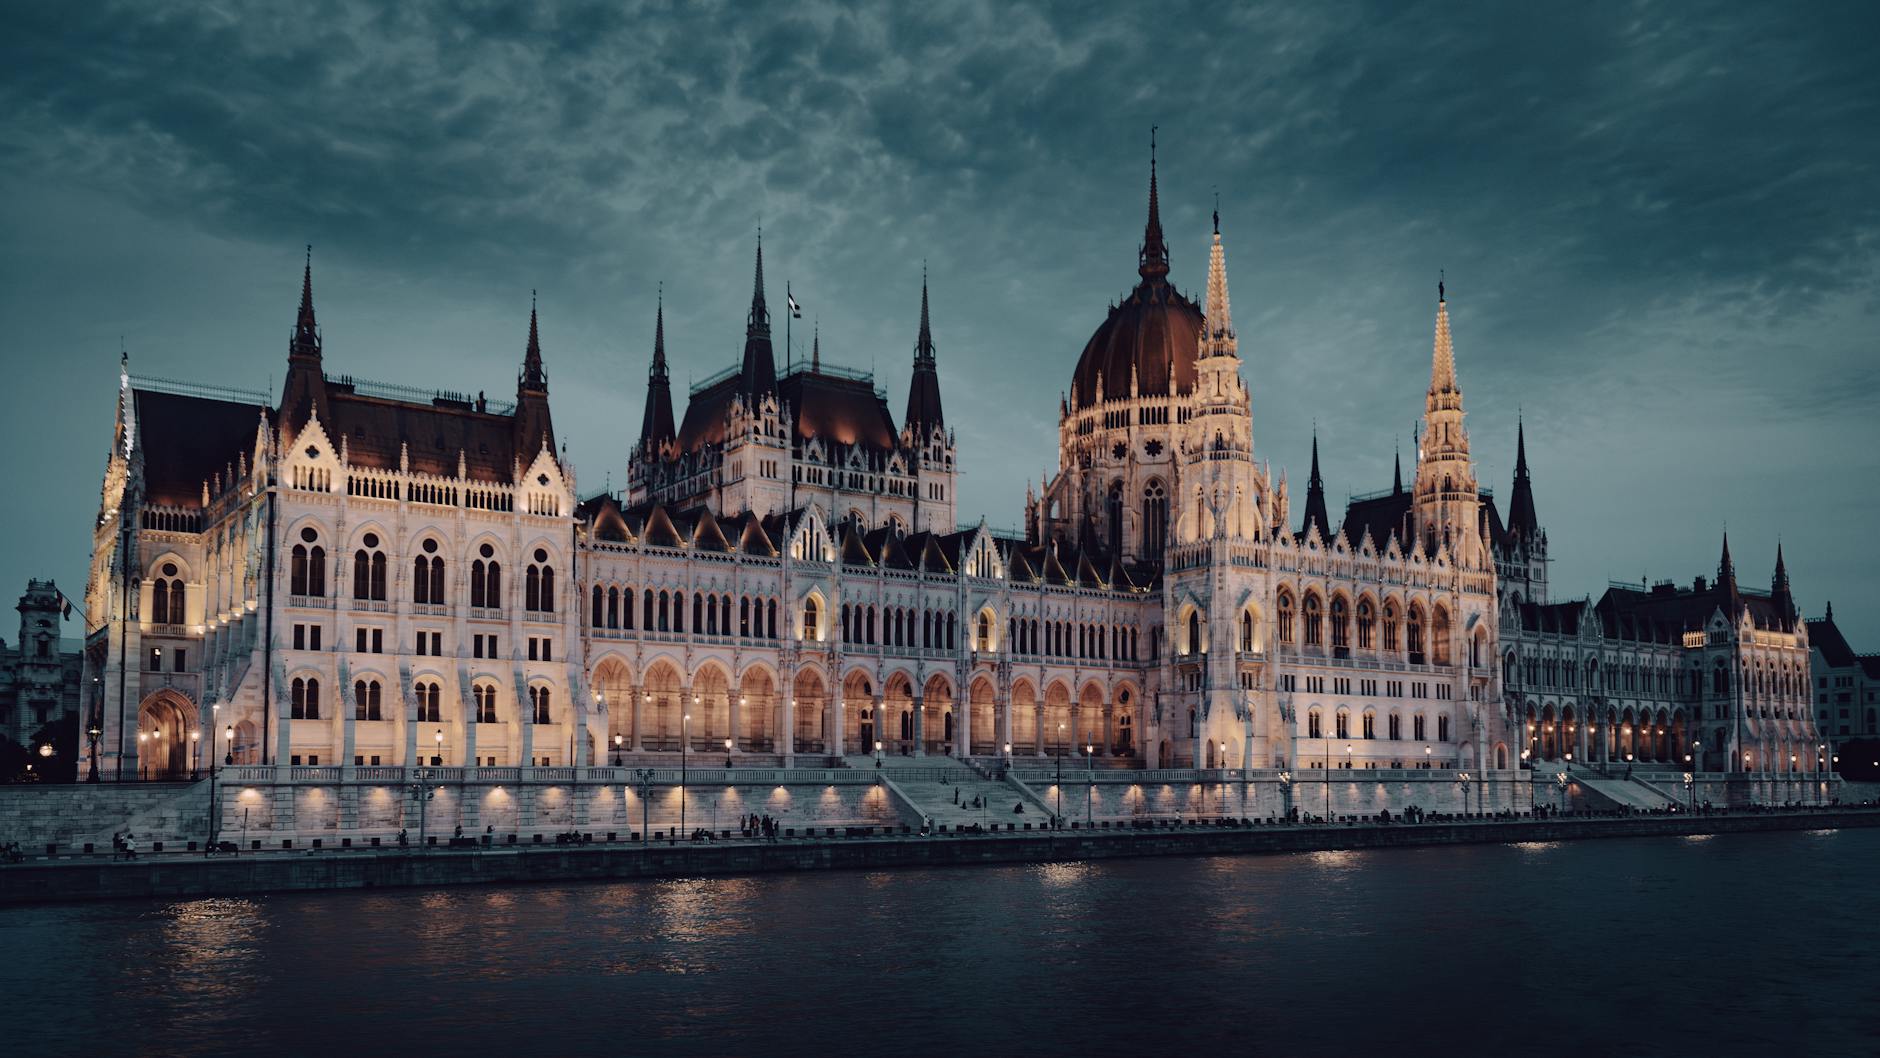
[
  {"xmin": 1507, "ymin": 414, "xmax": 1540, "ymax": 542},
  {"xmin": 1203, "ymin": 202, "xmax": 1235, "ymax": 356},
  {"xmin": 1392, "ymin": 439, "xmax": 1403, "ymax": 496},
  {"xmin": 905, "ymin": 268, "xmax": 944, "ymax": 434},
  {"xmin": 639, "ymin": 283, "xmax": 675, "ymax": 455},
  {"xmin": 1138, "ymin": 126, "xmax": 1169, "ymax": 283},
  {"xmin": 1429, "ymin": 277, "xmax": 1458, "ymax": 397},
  {"xmin": 738, "ymin": 232, "xmax": 778, "ymax": 401},
  {"xmin": 1717, "ymin": 530, "xmax": 1737, "ymax": 596},
  {"xmin": 811, "ymin": 319, "xmax": 821, "ymax": 372},
  {"xmin": 292, "ymin": 244, "xmax": 319, "ymax": 357},
  {"xmin": 520, "ymin": 289, "xmax": 546, "ymax": 392},
  {"xmin": 1302, "ymin": 429, "xmax": 1330, "ymax": 538},
  {"xmin": 1774, "ymin": 540, "xmax": 1789, "ymax": 586}
]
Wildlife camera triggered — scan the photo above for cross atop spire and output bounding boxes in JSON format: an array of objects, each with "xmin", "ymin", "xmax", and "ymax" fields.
[
  {"xmin": 1203, "ymin": 200, "xmax": 1234, "ymax": 355},
  {"xmin": 1139, "ymin": 126, "xmax": 1169, "ymax": 283}
]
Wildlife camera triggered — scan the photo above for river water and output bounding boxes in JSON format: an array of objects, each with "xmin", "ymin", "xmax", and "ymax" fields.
[{"xmin": 4, "ymin": 829, "xmax": 1874, "ymax": 1057}]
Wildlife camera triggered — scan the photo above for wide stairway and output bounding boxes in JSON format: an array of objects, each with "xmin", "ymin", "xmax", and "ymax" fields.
[
  {"xmin": 1566, "ymin": 764, "xmax": 1683, "ymax": 812},
  {"xmin": 862, "ymin": 756, "xmax": 1028, "ymax": 830}
]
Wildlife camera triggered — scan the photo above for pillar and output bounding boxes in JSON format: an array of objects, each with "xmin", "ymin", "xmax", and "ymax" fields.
[
  {"xmin": 780, "ymin": 690, "xmax": 795, "ymax": 767},
  {"xmin": 832, "ymin": 693, "xmax": 847, "ymax": 758},
  {"xmin": 631, "ymin": 683, "xmax": 644, "ymax": 752},
  {"xmin": 912, "ymin": 696, "xmax": 925, "ymax": 756}
]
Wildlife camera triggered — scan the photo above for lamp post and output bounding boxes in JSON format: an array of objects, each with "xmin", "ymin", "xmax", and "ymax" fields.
[
  {"xmin": 1279, "ymin": 770, "xmax": 1293, "ymax": 822},
  {"xmin": 1055, "ymin": 722, "xmax": 1065, "ymax": 827},
  {"xmin": 86, "ymin": 720, "xmax": 101, "ymax": 783},
  {"xmin": 613, "ymin": 733, "xmax": 624, "ymax": 768},
  {"xmin": 875, "ymin": 740, "xmax": 883, "ymax": 770},
  {"xmin": 1521, "ymin": 748, "xmax": 1534, "ymax": 814},
  {"xmin": 190, "ymin": 729, "xmax": 201, "ymax": 781},
  {"xmin": 1684, "ymin": 770, "xmax": 1695, "ymax": 813},
  {"xmin": 1457, "ymin": 771, "xmax": 1471, "ymax": 818},
  {"xmin": 1424, "ymin": 744, "xmax": 1431, "ymax": 770},
  {"xmin": 724, "ymin": 737, "xmax": 733, "ymax": 770},
  {"xmin": 688, "ymin": 710, "xmax": 695, "ymax": 845},
  {"xmin": 1085, "ymin": 744, "xmax": 1095, "ymax": 825},
  {"xmin": 633, "ymin": 767, "xmax": 654, "ymax": 845},
  {"xmin": 409, "ymin": 768, "xmax": 434, "ymax": 850},
  {"xmin": 137, "ymin": 730, "xmax": 148, "ymax": 781},
  {"xmin": 435, "ymin": 729, "xmax": 444, "ymax": 766}
]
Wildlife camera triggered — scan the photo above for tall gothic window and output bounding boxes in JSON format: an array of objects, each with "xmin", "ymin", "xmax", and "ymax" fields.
[
  {"xmin": 525, "ymin": 548, "xmax": 555, "ymax": 612},
  {"xmin": 353, "ymin": 679, "xmax": 383, "ymax": 721},
  {"xmin": 1407, "ymin": 606, "xmax": 1425, "ymax": 657},
  {"xmin": 1303, "ymin": 594, "xmax": 1323, "ymax": 646},
  {"xmin": 291, "ymin": 676, "xmax": 320, "ymax": 720},
  {"xmin": 1432, "ymin": 606, "xmax": 1451, "ymax": 664},
  {"xmin": 471, "ymin": 543, "xmax": 501, "ymax": 609},
  {"xmin": 152, "ymin": 562, "xmax": 185, "ymax": 624},
  {"xmin": 416, "ymin": 681, "xmax": 441, "ymax": 723},
  {"xmin": 1357, "ymin": 600, "xmax": 1375, "ymax": 649},
  {"xmin": 353, "ymin": 532, "xmax": 387, "ymax": 601},
  {"xmin": 1330, "ymin": 596, "xmax": 1350, "ymax": 649},
  {"xmin": 1383, "ymin": 601, "xmax": 1400, "ymax": 652},
  {"xmin": 802, "ymin": 596, "xmax": 822, "ymax": 642},
  {"xmin": 1278, "ymin": 591, "xmax": 1295, "ymax": 645},
  {"xmin": 530, "ymin": 685, "xmax": 551, "ymax": 725},
  {"xmin": 474, "ymin": 684, "xmax": 498, "ymax": 724},
  {"xmin": 291, "ymin": 527, "xmax": 326, "ymax": 596},
  {"xmin": 413, "ymin": 539, "xmax": 445, "ymax": 605},
  {"xmin": 1142, "ymin": 480, "xmax": 1168, "ymax": 556}
]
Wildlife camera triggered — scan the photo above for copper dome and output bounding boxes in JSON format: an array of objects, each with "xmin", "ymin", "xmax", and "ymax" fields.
[
  {"xmin": 1069, "ymin": 135, "xmax": 1204, "ymax": 410},
  {"xmin": 1070, "ymin": 278, "xmax": 1203, "ymax": 409}
]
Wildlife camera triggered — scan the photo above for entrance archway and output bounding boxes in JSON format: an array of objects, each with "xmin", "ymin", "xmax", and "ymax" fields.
[{"xmin": 137, "ymin": 691, "xmax": 197, "ymax": 781}]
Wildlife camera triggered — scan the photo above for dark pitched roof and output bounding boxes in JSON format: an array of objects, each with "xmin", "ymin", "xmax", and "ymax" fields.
[
  {"xmin": 675, "ymin": 365, "xmax": 901, "ymax": 455},
  {"xmin": 134, "ymin": 389, "xmax": 271, "ymax": 508},
  {"xmin": 1518, "ymin": 600, "xmax": 1584, "ymax": 635},
  {"xmin": 1339, "ymin": 490, "xmax": 1413, "ymax": 552},
  {"xmin": 323, "ymin": 386, "xmax": 521, "ymax": 482},
  {"xmin": 1808, "ymin": 616, "xmax": 1858, "ymax": 667}
]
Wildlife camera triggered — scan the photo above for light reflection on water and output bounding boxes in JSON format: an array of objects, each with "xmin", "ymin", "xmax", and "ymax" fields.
[{"xmin": 2, "ymin": 829, "xmax": 1876, "ymax": 1058}]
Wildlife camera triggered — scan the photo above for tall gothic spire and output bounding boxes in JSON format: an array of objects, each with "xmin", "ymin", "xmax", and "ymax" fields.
[
  {"xmin": 904, "ymin": 267, "xmax": 945, "ymax": 435},
  {"xmin": 1771, "ymin": 540, "xmax": 1794, "ymax": 628},
  {"xmin": 1202, "ymin": 203, "xmax": 1235, "ymax": 357},
  {"xmin": 514, "ymin": 291, "xmax": 555, "ymax": 460},
  {"xmin": 739, "ymin": 233, "xmax": 778, "ymax": 401},
  {"xmin": 280, "ymin": 245, "xmax": 329, "ymax": 434},
  {"xmin": 1302, "ymin": 429, "xmax": 1330, "ymax": 538},
  {"xmin": 520, "ymin": 289, "xmax": 547, "ymax": 393},
  {"xmin": 291, "ymin": 244, "xmax": 319, "ymax": 359},
  {"xmin": 1138, "ymin": 127, "xmax": 1169, "ymax": 283},
  {"xmin": 1717, "ymin": 530, "xmax": 1738, "ymax": 598},
  {"xmin": 639, "ymin": 285, "xmax": 675, "ymax": 455},
  {"xmin": 1430, "ymin": 276, "xmax": 1458, "ymax": 397},
  {"xmin": 1392, "ymin": 439, "xmax": 1404, "ymax": 496},
  {"xmin": 1507, "ymin": 415, "xmax": 1540, "ymax": 542}
]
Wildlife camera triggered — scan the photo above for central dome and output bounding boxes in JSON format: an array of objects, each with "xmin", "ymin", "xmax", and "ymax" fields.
[
  {"xmin": 1070, "ymin": 277, "xmax": 1203, "ymax": 409},
  {"xmin": 1068, "ymin": 141, "xmax": 1204, "ymax": 410}
]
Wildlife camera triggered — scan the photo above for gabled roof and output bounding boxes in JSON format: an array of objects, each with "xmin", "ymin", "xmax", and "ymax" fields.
[
  {"xmin": 323, "ymin": 386, "xmax": 522, "ymax": 483},
  {"xmin": 1339, "ymin": 490, "xmax": 1413, "ymax": 553}
]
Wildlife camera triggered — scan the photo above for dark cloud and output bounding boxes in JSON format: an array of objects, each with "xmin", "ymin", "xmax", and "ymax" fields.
[{"xmin": 2, "ymin": 0, "xmax": 1877, "ymax": 642}]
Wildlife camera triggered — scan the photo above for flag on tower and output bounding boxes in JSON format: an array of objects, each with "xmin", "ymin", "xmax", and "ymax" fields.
[{"xmin": 787, "ymin": 290, "xmax": 802, "ymax": 318}]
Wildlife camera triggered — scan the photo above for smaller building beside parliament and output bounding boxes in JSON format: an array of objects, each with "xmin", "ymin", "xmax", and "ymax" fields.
[{"xmin": 73, "ymin": 148, "xmax": 1831, "ymax": 839}]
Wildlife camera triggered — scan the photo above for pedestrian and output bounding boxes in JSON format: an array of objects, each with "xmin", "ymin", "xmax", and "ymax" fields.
[{"xmin": 124, "ymin": 832, "xmax": 138, "ymax": 860}]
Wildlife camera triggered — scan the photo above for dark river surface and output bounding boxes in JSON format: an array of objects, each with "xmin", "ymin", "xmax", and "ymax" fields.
[{"xmin": 5, "ymin": 829, "xmax": 1875, "ymax": 1058}]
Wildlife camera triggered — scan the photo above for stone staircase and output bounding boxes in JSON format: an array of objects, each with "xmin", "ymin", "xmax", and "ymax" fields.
[
  {"xmin": 860, "ymin": 757, "xmax": 1036, "ymax": 830},
  {"xmin": 1566, "ymin": 765, "xmax": 1683, "ymax": 812}
]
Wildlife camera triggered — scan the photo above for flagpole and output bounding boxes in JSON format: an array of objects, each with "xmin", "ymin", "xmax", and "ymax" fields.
[{"xmin": 786, "ymin": 280, "xmax": 792, "ymax": 373}]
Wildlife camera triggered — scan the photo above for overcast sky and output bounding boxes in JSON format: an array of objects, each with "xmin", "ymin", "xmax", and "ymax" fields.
[{"xmin": 3, "ymin": 1, "xmax": 1877, "ymax": 645}]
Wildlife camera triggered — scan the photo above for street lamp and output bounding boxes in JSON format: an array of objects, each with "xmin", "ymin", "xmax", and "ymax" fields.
[
  {"xmin": 190, "ymin": 729, "xmax": 201, "ymax": 781},
  {"xmin": 137, "ymin": 731, "xmax": 148, "ymax": 781},
  {"xmin": 724, "ymin": 737, "xmax": 733, "ymax": 769},
  {"xmin": 1085, "ymin": 743, "xmax": 1094, "ymax": 825},
  {"xmin": 1055, "ymin": 722, "xmax": 1066, "ymax": 826},
  {"xmin": 409, "ymin": 768, "xmax": 435, "ymax": 850},
  {"xmin": 86, "ymin": 722, "xmax": 102, "ymax": 783},
  {"xmin": 224, "ymin": 724, "xmax": 234, "ymax": 766},
  {"xmin": 1424, "ymin": 744, "xmax": 1431, "ymax": 770},
  {"xmin": 632, "ymin": 767, "xmax": 654, "ymax": 844},
  {"xmin": 680, "ymin": 712, "xmax": 690, "ymax": 842},
  {"xmin": 875, "ymin": 740, "xmax": 884, "ymax": 769},
  {"xmin": 1279, "ymin": 770, "xmax": 1293, "ymax": 822},
  {"xmin": 435, "ymin": 729, "xmax": 444, "ymax": 765},
  {"xmin": 613, "ymin": 733, "xmax": 624, "ymax": 767}
]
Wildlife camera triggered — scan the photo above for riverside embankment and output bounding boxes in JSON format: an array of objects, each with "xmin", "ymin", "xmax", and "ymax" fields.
[{"xmin": 4, "ymin": 806, "xmax": 1876, "ymax": 906}]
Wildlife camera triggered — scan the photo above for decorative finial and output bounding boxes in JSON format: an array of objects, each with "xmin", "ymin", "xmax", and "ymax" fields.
[
  {"xmin": 1213, "ymin": 187, "xmax": 1220, "ymax": 235},
  {"xmin": 1439, "ymin": 269, "xmax": 1445, "ymax": 303}
]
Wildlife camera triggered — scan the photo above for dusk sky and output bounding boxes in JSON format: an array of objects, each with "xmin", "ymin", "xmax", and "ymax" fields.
[{"xmin": 3, "ymin": 2, "xmax": 1876, "ymax": 643}]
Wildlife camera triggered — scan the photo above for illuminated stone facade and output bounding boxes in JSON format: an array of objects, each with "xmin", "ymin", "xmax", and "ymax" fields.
[{"xmin": 75, "ymin": 155, "xmax": 1821, "ymax": 813}]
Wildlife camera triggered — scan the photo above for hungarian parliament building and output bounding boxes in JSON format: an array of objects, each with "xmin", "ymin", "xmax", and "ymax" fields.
[{"xmin": 81, "ymin": 151, "xmax": 1826, "ymax": 811}]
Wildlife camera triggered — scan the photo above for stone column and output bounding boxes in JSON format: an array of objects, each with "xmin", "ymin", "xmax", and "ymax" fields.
[
  {"xmin": 912, "ymin": 696, "xmax": 925, "ymax": 756},
  {"xmin": 780, "ymin": 690, "xmax": 796, "ymax": 767},
  {"xmin": 728, "ymin": 692, "xmax": 743, "ymax": 756},
  {"xmin": 998, "ymin": 687, "xmax": 1013, "ymax": 759},
  {"xmin": 631, "ymin": 683, "xmax": 644, "ymax": 752},
  {"xmin": 832, "ymin": 693, "xmax": 847, "ymax": 759}
]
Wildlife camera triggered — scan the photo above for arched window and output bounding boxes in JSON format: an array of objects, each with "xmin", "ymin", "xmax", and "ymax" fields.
[
  {"xmin": 525, "ymin": 548, "xmax": 555, "ymax": 612},
  {"xmin": 1357, "ymin": 599, "xmax": 1375, "ymax": 649},
  {"xmin": 1186, "ymin": 610, "xmax": 1202, "ymax": 656},
  {"xmin": 1239, "ymin": 610, "xmax": 1257, "ymax": 653},
  {"xmin": 1331, "ymin": 596, "xmax": 1350, "ymax": 649},
  {"xmin": 1142, "ymin": 480, "xmax": 1168, "ymax": 556},
  {"xmin": 1106, "ymin": 480, "xmax": 1125, "ymax": 551},
  {"xmin": 1712, "ymin": 661, "xmax": 1728, "ymax": 695},
  {"xmin": 291, "ymin": 527, "xmax": 327, "ymax": 596},
  {"xmin": 152, "ymin": 562, "xmax": 186, "ymax": 624},
  {"xmin": 291, "ymin": 676, "xmax": 320, "ymax": 720},
  {"xmin": 413, "ymin": 539, "xmax": 445, "ymax": 605},
  {"xmin": 1303, "ymin": 594, "xmax": 1323, "ymax": 646},
  {"xmin": 416, "ymin": 681, "xmax": 441, "ymax": 723},
  {"xmin": 1388, "ymin": 711, "xmax": 1401, "ymax": 740},
  {"xmin": 353, "ymin": 532, "xmax": 387, "ymax": 601},
  {"xmin": 802, "ymin": 596, "xmax": 823, "ymax": 642},
  {"xmin": 530, "ymin": 685, "xmax": 551, "ymax": 725},
  {"xmin": 1432, "ymin": 606, "xmax": 1452, "ymax": 664},
  {"xmin": 474, "ymin": 684, "xmax": 498, "ymax": 724},
  {"xmin": 1407, "ymin": 606, "xmax": 1425, "ymax": 657},
  {"xmin": 1335, "ymin": 709, "xmax": 1350, "ymax": 740},
  {"xmin": 1278, "ymin": 591, "xmax": 1295, "ymax": 645},
  {"xmin": 471, "ymin": 543, "xmax": 501, "ymax": 609},
  {"xmin": 1362, "ymin": 710, "xmax": 1376, "ymax": 739},
  {"xmin": 977, "ymin": 611, "xmax": 995, "ymax": 652},
  {"xmin": 591, "ymin": 585, "xmax": 605, "ymax": 628},
  {"xmin": 1438, "ymin": 714, "xmax": 1451, "ymax": 742},
  {"xmin": 353, "ymin": 679, "xmax": 383, "ymax": 721},
  {"xmin": 1382, "ymin": 601, "xmax": 1399, "ymax": 652},
  {"xmin": 1307, "ymin": 709, "xmax": 1322, "ymax": 739}
]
